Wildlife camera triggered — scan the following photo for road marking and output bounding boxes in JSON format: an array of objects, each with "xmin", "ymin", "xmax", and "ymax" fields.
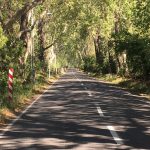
[
  {"xmin": 0, "ymin": 79, "xmax": 59, "ymax": 138},
  {"xmin": 72, "ymin": 70, "xmax": 93, "ymax": 97},
  {"xmin": 95, "ymin": 104, "xmax": 104, "ymax": 117},
  {"xmin": 73, "ymin": 70, "xmax": 123, "ymax": 145},
  {"xmin": 72, "ymin": 71, "xmax": 81, "ymax": 82},
  {"xmin": 72, "ymin": 71, "xmax": 88, "ymax": 91},
  {"xmin": 107, "ymin": 125, "xmax": 123, "ymax": 145},
  {"xmin": 95, "ymin": 103, "xmax": 123, "ymax": 145},
  {"xmin": 88, "ymin": 93, "xmax": 92, "ymax": 96}
]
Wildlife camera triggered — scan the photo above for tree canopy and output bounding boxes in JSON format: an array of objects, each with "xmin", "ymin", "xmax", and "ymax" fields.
[{"xmin": 0, "ymin": 0, "xmax": 150, "ymax": 84}]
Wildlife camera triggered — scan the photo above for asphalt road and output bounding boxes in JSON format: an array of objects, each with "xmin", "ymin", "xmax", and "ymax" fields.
[{"xmin": 0, "ymin": 69, "xmax": 150, "ymax": 150}]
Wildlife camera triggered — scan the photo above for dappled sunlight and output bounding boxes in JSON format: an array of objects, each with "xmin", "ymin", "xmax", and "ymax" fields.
[{"xmin": 0, "ymin": 70, "xmax": 150, "ymax": 149}]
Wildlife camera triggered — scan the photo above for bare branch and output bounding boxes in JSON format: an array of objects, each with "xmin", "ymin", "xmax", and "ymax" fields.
[{"xmin": 44, "ymin": 40, "xmax": 57, "ymax": 51}]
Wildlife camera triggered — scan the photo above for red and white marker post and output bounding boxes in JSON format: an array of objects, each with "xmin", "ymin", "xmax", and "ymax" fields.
[{"xmin": 8, "ymin": 68, "xmax": 14, "ymax": 101}]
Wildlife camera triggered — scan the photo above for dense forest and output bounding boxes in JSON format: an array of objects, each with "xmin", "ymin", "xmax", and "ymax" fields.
[{"xmin": 0, "ymin": 0, "xmax": 150, "ymax": 110}]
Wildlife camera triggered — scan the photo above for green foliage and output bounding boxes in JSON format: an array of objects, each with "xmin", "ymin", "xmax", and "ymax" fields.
[
  {"xmin": 115, "ymin": 31, "xmax": 150, "ymax": 78},
  {"xmin": 0, "ymin": 0, "xmax": 150, "ymax": 111},
  {"xmin": 83, "ymin": 56, "xmax": 97, "ymax": 72},
  {"xmin": 133, "ymin": 0, "xmax": 150, "ymax": 32},
  {"xmin": 0, "ymin": 26, "xmax": 7, "ymax": 49}
]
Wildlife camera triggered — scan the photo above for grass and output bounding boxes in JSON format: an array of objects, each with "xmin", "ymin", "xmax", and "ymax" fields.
[{"xmin": 0, "ymin": 72, "xmax": 60, "ymax": 126}]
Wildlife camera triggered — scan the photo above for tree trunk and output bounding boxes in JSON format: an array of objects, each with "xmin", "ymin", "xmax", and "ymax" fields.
[
  {"xmin": 20, "ymin": 11, "xmax": 33, "ymax": 64},
  {"xmin": 19, "ymin": 10, "xmax": 33, "ymax": 80},
  {"xmin": 108, "ymin": 50, "xmax": 112, "ymax": 74},
  {"xmin": 38, "ymin": 18, "xmax": 45, "ymax": 62},
  {"xmin": 114, "ymin": 12, "xmax": 121, "ymax": 74},
  {"xmin": 93, "ymin": 34, "xmax": 103, "ymax": 65},
  {"xmin": 19, "ymin": 12, "xmax": 28, "ymax": 77}
]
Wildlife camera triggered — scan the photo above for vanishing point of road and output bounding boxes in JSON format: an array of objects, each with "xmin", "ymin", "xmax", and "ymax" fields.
[{"xmin": 0, "ymin": 69, "xmax": 150, "ymax": 149}]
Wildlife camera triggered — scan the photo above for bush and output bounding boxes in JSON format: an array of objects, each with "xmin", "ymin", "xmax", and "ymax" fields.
[
  {"xmin": 115, "ymin": 32, "xmax": 150, "ymax": 79},
  {"xmin": 83, "ymin": 56, "xmax": 97, "ymax": 72}
]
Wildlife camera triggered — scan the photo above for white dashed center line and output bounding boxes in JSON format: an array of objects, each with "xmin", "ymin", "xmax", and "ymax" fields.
[
  {"xmin": 72, "ymin": 70, "xmax": 123, "ymax": 145},
  {"xmin": 107, "ymin": 126, "xmax": 123, "ymax": 145},
  {"xmin": 95, "ymin": 104, "xmax": 123, "ymax": 145},
  {"xmin": 95, "ymin": 104, "xmax": 104, "ymax": 117},
  {"xmin": 88, "ymin": 92, "xmax": 92, "ymax": 96}
]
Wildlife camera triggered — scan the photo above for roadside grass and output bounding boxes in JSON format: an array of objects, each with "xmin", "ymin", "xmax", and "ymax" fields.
[
  {"xmin": 88, "ymin": 72, "xmax": 150, "ymax": 100},
  {"xmin": 0, "ymin": 72, "xmax": 59, "ymax": 126}
]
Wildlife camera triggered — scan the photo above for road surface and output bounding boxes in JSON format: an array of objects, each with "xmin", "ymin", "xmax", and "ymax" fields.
[{"xmin": 0, "ymin": 69, "xmax": 150, "ymax": 149}]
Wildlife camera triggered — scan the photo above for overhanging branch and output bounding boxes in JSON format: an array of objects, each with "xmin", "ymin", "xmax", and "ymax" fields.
[
  {"xmin": 4, "ymin": 0, "xmax": 45, "ymax": 32},
  {"xmin": 17, "ymin": 10, "xmax": 47, "ymax": 38},
  {"xmin": 44, "ymin": 40, "xmax": 57, "ymax": 51}
]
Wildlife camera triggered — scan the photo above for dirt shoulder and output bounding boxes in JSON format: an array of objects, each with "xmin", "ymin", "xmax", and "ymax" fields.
[{"xmin": 0, "ymin": 77, "xmax": 58, "ymax": 128}]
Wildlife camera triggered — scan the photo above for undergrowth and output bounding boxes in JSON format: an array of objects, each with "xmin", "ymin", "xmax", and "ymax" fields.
[{"xmin": 0, "ymin": 71, "xmax": 59, "ymax": 125}]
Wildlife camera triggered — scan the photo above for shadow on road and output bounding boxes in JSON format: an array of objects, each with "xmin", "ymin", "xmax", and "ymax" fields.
[{"xmin": 0, "ymin": 70, "xmax": 150, "ymax": 149}]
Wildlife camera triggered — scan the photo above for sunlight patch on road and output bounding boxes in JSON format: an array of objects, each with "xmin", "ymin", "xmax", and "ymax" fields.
[{"xmin": 0, "ymin": 137, "xmax": 74, "ymax": 149}]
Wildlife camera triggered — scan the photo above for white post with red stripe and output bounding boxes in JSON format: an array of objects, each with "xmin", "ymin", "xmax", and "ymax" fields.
[{"xmin": 8, "ymin": 68, "xmax": 14, "ymax": 101}]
